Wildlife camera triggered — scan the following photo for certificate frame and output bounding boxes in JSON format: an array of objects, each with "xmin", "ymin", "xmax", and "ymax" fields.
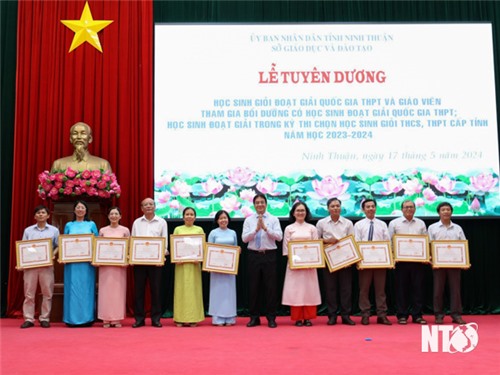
[
  {"xmin": 357, "ymin": 241, "xmax": 394, "ymax": 269},
  {"xmin": 202, "ymin": 243, "xmax": 240, "ymax": 275},
  {"xmin": 59, "ymin": 234, "xmax": 94, "ymax": 263},
  {"xmin": 16, "ymin": 238, "xmax": 53, "ymax": 270},
  {"xmin": 431, "ymin": 240, "xmax": 470, "ymax": 269},
  {"xmin": 129, "ymin": 236, "xmax": 166, "ymax": 266},
  {"xmin": 324, "ymin": 235, "xmax": 362, "ymax": 273},
  {"xmin": 287, "ymin": 240, "xmax": 325, "ymax": 269},
  {"xmin": 170, "ymin": 234, "xmax": 206, "ymax": 263},
  {"xmin": 393, "ymin": 234, "xmax": 430, "ymax": 263},
  {"xmin": 92, "ymin": 237, "xmax": 129, "ymax": 266}
]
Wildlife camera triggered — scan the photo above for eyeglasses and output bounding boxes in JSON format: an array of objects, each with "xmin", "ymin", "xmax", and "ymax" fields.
[{"xmin": 402, "ymin": 206, "xmax": 415, "ymax": 209}]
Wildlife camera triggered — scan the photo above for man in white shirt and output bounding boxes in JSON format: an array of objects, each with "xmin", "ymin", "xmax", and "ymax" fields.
[
  {"xmin": 354, "ymin": 199, "xmax": 392, "ymax": 325},
  {"xmin": 242, "ymin": 194, "xmax": 283, "ymax": 328},
  {"xmin": 316, "ymin": 198, "xmax": 355, "ymax": 325},
  {"xmin": 131, "ymin": 197, "xmax": 168, "ymax": 328},
  {"xmin": 428, "ymin": 202, "xmax": 466, "ymax": 325},
  {"xmin": 388, "ymin": 200, "xmax": 428, "ymax": 325}
]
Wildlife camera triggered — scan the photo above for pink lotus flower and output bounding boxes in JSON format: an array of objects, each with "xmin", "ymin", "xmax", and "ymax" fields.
[
  {"xmin": 101, "ymin": 173, "xmax": 111, "ymax": 182},
  {"xmin": 38, "ymin": 171, "xmax": 50, "ymax": 184},
  {"xmin": 74, "ymin": 187, "xmax": 82, "ymax": 195},
  {"xmin": 54, "ymin": 181, "xmax": 63, "ymax": 189},
  {"xmin": 169, "ymin": 200, "xmax": 180, "ymax": 210},
  {"xmin": 87, "ymin": 187, "xmax": 98, "ymax": 196},
  {"xmin": 415, "ymin": 197, "xmax": 425, "ymax": 207},
  {"xmin": 256, "ymin": 177, "xmax": 279, "ymax": 195},
  {"xmin": 220, "ymin": 195, "xmax": 241, "ymax": 213},
  {"xmin": 91, "ymin": 170, "xmax": 101, "ymax": 179},
  {"xmin": 241, "ymin": 206, "xmax": 254, "ymax": 218},
  {"xmin": 435, "ymin": 176, "xmax": 458, "ymax": 194},
  {"xmin": 470, "ymin": 197, "xmax": 481, "ymax": 212},
  {"xmin": 155, "ymin": 175, "xmax": 172, "ymax": 189},
  {"xmin": 403, "ymin": 178, "xmax": 423, "ymax": 196},
  {"xmin": 201, "ymin": 178, "xmax": 223, "ymax": 196},
  {"xmin": 65, "ymin": 167, "xmax": 77, "ymax": 178},
  {"xmin": 63, "ymin": 187, "xmax": 73, "ymax": 195},
  {"xmin": 89, "ymin": 178, "xmax": 98, "ymax": 186},
  {"xmin": 422, "ymin": 172, "xmax": 439, "ymax": 185},
  {"xmin": 380, "ymin": 176, "xmax": 403, "ymax": 195},
  {"xmin": 470, "ymin": 173, "xmax": 498, "ymax": 193},
  {"xmin": 97, "ymin": 180, "xmax": 107, "ymax": 189},
  {"xmin": 312, "ymin": 175, "xmax": 349, "ymax": 198},
  {"xmin": 158, "ymin": 191, "xmax": 171, "ymax": 204},
  {"xmin": 227, "ymin": 167, "xmax": 255, "ymax": 186},
  {"xmin": 65, "ymin": 180, "xmax": 75, "ymax": 188},
  {"xmin": 42, "ymin": 183, "xmax": 52, "ymax": 192},
  {"xmin": 239, "ymin": 189, "xmax": 256, "ymax": 202},
  {"xmin": 171, "ymin": 180, "xmax": 192, "ymax": 197},
  {"xmin": 423, "ymin": 187, "xmax": 437, "ymax": 201},
  {"xmin": 49, "ymin": 187, "xmax": 59, "ymax": 197}
]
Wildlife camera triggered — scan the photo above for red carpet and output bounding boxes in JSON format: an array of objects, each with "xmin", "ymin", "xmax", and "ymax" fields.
[{"xmin": 1, "ymin": 315, "xmax": 499, "ymax": 374}]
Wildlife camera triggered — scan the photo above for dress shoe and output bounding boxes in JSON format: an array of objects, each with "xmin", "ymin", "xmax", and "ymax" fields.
[
  {"xmin": 452, "ymin": 317, "xmax": 466, "ymax": 325},
  {"xmin": 303, "ymin": 320, "xmax": 312, "ymax": 327},
  {"xmin": 413, "ymin": 317, "xmax": 427, "ymax": 325},
  {"xmin": 132, "ymin": 321, "xmax": 145, "ymax": 328},
  {"xmin": 327, "ymin": 316, "xmax": 337, "ymax": 325},
  {"xmin": 435, "ymin": 316, "xmax": 444, "ymax": 324},
  {"xmin": 361, "ymin": 316, "xmax": 370, "ymax": 325},
  {"xmin": 151, "ymin": 321, "xmax": 162, "ymax": 328},
  {"xmin": 295, "ymin": 320, "xmax": 303, "ymax": 327},
  {"xmin": 397, "ymin": 317, "xmax": 407, "ymax": 325},
  {"xmin": 246, "ymin": 317, "xmax": 261, "ymax": 327},
  {"xmin": 20, "ymin": 321, "xmax": 34, "ymax": 329},
  {"xmin": 341, "ymin": 317, "xmax": 355, "ymax": 326},
  {"xmin": 377, "ymin": 316, "xmax": 392, "ymax": 325},
  {"xmin": 267, "ymin": 319, "xmax": 277, "ymax": 328},
  {"xmin": 40, "ymin": 321, "xmax": 50, "ymax": 328}
]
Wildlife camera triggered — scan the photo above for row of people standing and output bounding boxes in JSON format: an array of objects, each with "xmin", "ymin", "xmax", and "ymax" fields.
[{"xmin": 20, "ymin": 195, "xmax": 466, "ymax": 329}]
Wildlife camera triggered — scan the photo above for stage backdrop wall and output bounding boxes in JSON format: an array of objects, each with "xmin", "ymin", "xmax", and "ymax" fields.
[{"xmin": 2, "ymin": 1, "xmax": 500, "ymax": 317}]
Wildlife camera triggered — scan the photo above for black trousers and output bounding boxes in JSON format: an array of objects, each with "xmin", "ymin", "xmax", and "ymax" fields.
[
  {"xmin": 133, "ymin": 265, "xmax": 163, "ymax": 323},
  {"xmin": 247, "ymin": 250, "xmax": 278, "ymax": 320},
  {"xmin": 433, "ymin": 268, "xmax": 462, "ymax": 319},
  {"xmin": 395, "ymin": 262, "xmax": 427, "ymax": 319},
  {"xmin": 322, "ymin": 266, "xmax": 353, "ymax": 317}
]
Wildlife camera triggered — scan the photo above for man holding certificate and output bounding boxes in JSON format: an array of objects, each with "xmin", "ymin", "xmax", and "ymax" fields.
[
  {"xmin": 428, "ymin": 202, "xmax": 466, "ymax": 325},
  {"xmin": 131, "ymin": 198, "xmax": 168, "ymax": 328},
  {"xmin": 20, "ymin": 205, "xmax": 59, "ymax": 329},
  {"xmin": 354, "ymin": 199, "xmax": 392, "ymax": 325},
  {"xmin": 242, "ymin": 194, "xmax": 283, "ymax": 328},
  {"xmin": 388, "ymin": 200, "xmax": 428, "ymax": 325},
  {"xmin": 316, "ymin": 198, "xmax": 356, "ymax": 326}
]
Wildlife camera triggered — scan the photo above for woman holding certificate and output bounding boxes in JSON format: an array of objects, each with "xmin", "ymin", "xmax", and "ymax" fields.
[
  {"xmin": 207, "ymin": 210, "xmax": 238, "ymax": 326},
  {"xmin": 282, "ymin": 201, "xmax": 321, "ymax": 326},
  {"xmin": 63, "ymin": 200, "xmax": 98, "ymax": 326},
  {"xmin": 98, "ymin": 207, "xmax": 130, "ymax": 328},
  {"xmin": 173, "ymin": 207, "xmax": 205, "ymax": 327}
]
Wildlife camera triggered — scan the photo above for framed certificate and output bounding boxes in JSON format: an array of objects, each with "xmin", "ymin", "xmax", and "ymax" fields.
[
  {"xmin": 287, "ymin": 240, "xmax": 325, "ymax": 269},
  {"xmin": 93, "ymin": 237, "xmax": 129, "ymax": 266},
  {"xmin": 16, "ymin": 238, "xmax": 53, "ymax": 270},
  {"xmin": 431, "ymin": 240, "xmax": 470, "ymax": 269},
  {"xmin": 129, "ymin": 237, "xmax": 166, "ymax": 265},
  {"xmin": 393, "ymin": 234, "xmax": 430, "ymax": 262},
  {"xmin": 59, "ymin": 234, "xmax": 94, "ymax": 263},
  {"xmin": 203, "ymin": 243, "xmax": 240, "ymax": 275},
  {"xmin": 357, "ymin": 241, "xmax": 394, "ymax": 269},
  {"xmin": 324, "ymin": 235, "xmax": 362, "ymax": 273},
  {"xmin": 170, "ymin": 234, "xmax": 205, "ymax": 263}
]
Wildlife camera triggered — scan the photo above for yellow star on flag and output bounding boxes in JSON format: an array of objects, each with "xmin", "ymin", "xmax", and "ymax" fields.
[{"xmin": 61, "ymin": 2, "xmax": 113, "ymax": 53}]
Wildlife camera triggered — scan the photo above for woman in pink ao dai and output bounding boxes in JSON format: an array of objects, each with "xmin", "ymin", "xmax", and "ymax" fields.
[
  {"xmin": 98, "ymin": 207, "xmax": 130, "ymax": 328},
  {"xmin": 282, "ymin": 201, "xmax": 321, "ymax": 326}
]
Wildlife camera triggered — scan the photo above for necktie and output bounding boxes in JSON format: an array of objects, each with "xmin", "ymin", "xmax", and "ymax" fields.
[
  {"xmin": 255, "ymin": 230, "xmax": 262, "ymax": 249},
  {"xmin": 368, "ymin": 221, "xmax": 374, "ymax": 241}
]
